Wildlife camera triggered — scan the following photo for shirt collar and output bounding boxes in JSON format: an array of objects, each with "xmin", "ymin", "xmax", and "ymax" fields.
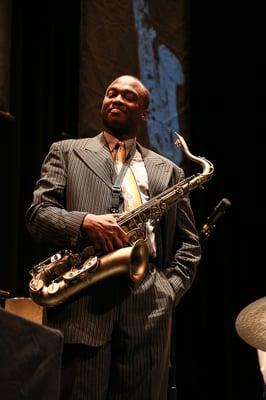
[{"xmin": 103, "ymin": 131, "xmax": 136, "ymax": 157}]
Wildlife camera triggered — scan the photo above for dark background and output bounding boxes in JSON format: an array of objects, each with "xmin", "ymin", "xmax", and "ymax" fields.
[{"xmin": 1, "ymin": 1, "xmax": 265, "ymax": 399}]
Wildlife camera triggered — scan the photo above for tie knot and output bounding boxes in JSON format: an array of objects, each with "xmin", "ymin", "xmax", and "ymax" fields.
[{"xmin": 113, "ymin": 141, "xmax": 126, "ymax": 163}]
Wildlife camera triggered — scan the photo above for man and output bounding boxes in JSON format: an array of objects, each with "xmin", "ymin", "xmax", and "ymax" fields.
[{"xmin": 26, "ymin": 75, "xmax": 201, "ymax": 399}]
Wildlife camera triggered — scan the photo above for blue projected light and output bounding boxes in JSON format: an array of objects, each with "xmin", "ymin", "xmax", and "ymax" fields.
[{"xmin": 132, "ymin": 0, "xmax": 185, "ymax": 165}]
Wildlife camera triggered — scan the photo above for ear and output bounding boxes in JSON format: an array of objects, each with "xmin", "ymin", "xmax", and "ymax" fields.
[{"xmin": 141, "ymin": 109, "xmax": 149, "ymax": 121}]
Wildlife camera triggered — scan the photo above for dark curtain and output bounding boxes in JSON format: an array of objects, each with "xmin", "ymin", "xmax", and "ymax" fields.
[
  {"xmin": 175, "ymin": 3, "xmax": 265, "ymax": 399},
  {"xmin": 0, "ymin": 0, "xmax": 17, "ymax": 295},
  {"xmin": 4, "ymin": 0, "xmax": 80, "ymax": 294},
  {"xmin": 3, "ymin": 1, "xmax": 265, "ymax": 400},
  {"xmin": 0, "ymin": 0, "xmax": 12, "ymax": 112}
]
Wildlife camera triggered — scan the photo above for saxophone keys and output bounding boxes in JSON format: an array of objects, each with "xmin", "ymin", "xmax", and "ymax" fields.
[
  {"xmin": 29, "ymin": 278, "xmax": 44, "ymax": 292},
  {"xmin": 82, "ymin": 256, "xmax": 98, "ymax": 271},
  {"xmin": 63, "ymin": 256, "xmax": 98, "ymax": 281},
  {"xmin": 47, "ymin": 281, "xmax": 60, "ymax": 294}
]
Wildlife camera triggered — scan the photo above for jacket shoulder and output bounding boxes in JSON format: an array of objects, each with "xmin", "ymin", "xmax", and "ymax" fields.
[{"xmin": 51, "ymin": 137, "xmax": 94, "ymax": 152}]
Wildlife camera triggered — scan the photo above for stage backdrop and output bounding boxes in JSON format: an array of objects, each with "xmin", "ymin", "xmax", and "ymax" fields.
[
  {"xmin": 0, "ymin": 0, "xmax": 12, "ymax": 115},
  {"xmin": 79, "ymin": 0, "xmax": 190, "ymax": 165}
]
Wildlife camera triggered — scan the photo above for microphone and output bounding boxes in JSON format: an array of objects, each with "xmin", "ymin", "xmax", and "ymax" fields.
[{"xmin": 200, "ymin": 197, "xmax": 231, "ymax": 243}]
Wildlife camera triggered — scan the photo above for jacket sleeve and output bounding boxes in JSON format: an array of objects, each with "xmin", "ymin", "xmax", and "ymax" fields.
[
  {"xmin": 25, "ymin": 141, "xmax": 87, "ymax": 249},
  {"xmin": 160, "ymin": 167, "xmax": 201, "ymax": 305}
]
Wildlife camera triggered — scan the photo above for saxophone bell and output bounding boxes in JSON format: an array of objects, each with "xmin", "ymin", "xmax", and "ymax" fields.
[{"xmin": 128, "ymin": 238, "xmax": 149, "ymax": 282}]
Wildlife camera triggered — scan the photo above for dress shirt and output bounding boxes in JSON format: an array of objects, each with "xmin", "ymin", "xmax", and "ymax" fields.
[{"xmin": 103, "ymin": 131, "xmax": 156, "ymax": 257}]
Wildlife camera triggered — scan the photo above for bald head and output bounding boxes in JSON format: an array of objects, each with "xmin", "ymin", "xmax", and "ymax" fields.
[{"xmin": 101, "ymin": 75, "xmax": 150, "ymax": 139}]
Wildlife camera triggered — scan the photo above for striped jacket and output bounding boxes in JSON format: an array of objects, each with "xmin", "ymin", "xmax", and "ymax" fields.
[{"xmin": 26, "ymin": 132, "xmax": 201, "ymax": 345}]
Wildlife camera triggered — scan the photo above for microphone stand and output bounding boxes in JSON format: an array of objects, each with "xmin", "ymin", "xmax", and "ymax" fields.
[{"xmin": 167, "ymin": 197, "xmax": 231, "ymax": 399}]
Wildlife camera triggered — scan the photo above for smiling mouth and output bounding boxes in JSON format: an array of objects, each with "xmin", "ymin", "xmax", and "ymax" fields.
[{"xmin": 109, "ymin": 106, "xmax": 126, "ymax": 114}]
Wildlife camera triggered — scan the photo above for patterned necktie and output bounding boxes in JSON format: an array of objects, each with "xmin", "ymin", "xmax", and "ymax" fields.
[
  {"xmin": 112, "ymin": 142, "xmax": 142, "ymax": 211},
  {"xmin": 112, "ymin": 141, "xmax": 126, "ymax": 170}
]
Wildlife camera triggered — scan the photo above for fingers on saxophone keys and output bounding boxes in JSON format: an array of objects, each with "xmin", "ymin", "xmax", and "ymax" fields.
[
  {"xmin": 100, "ymin": 232, "xmax": 128, "ymax": 253},
  {"xmin": 112, "ymin": 230, "xmax": 128, "ymax": 250},
  {"xmin": 104, "ymin": 238, "xmax": 114, "ymax": 253}
]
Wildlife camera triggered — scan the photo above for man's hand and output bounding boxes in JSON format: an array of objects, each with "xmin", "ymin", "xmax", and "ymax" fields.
[{"xmin": 82, "ymin": 213, "xmax": 129, "ymax": 253}]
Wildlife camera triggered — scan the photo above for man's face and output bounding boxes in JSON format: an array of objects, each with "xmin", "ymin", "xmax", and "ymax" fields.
[{"xmin": 101, "ymin": 76, "xmax": 148, "ymax": 137}]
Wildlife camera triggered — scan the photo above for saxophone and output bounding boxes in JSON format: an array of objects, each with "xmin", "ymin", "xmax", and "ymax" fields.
[{"xmin": 29, "ymin": 133, "xmax": 214, "ymax": 307}]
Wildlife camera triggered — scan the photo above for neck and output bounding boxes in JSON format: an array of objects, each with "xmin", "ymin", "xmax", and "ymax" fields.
[
  {"xmin": 103, "ymin": 129, "xmax": 137, "ymax": 142},
  {"xmin": 103, "ymin": 131, "xmax": 136, "ymax": 155}
]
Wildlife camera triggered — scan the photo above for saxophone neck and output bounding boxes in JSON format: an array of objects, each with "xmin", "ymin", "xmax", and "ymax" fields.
[
  {"xmin": 117, "ymin": 133, "xmax": 214, "ymax": 233},
  {"xmin": 175, "ymin": 132, "xmax": 214, "ymax": 180}
]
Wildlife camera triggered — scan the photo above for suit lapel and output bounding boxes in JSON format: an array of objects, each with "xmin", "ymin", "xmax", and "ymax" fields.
[
  {"xmin": 74, "ymin": 134, "xmax": 115, "ymax": 190},
  {"xmin": 72, "ymin": 135, "xmax": 173, "ymax": 196}
]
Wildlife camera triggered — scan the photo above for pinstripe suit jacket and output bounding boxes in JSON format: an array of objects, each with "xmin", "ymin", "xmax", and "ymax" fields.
[{"xmin": 26, "ymin": 132, "xmax": 201, "ymax": 346}]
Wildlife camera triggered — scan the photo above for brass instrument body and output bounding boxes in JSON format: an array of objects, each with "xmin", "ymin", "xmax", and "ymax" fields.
[
  {"xmin": 29, "ymin": 133, "xmax": 214, "ymax": 307},
  {"xmin": 29, "ymin": 239, "xmax": 149, "ymax": 307}
]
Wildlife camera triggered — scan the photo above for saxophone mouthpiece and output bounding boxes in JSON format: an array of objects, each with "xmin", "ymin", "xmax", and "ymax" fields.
[
  {"xmin": 174, "ymin": 131, "xmax": 182, "ymax": 145},
  {"xmin": 174, "ymin": 132, "xmax": 194, "ymax": 160},
  {"xmin": 174, "ymin": 132, "xmax": 186, "ymax": 150}
]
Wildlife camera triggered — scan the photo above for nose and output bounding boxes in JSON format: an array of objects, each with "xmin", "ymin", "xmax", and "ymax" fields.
[{"xmin": 112, "ymin": 93, "xmax": 124, "ymax": 103}]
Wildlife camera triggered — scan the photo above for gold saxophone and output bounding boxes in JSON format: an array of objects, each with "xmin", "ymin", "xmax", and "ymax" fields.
[{"xmin": 29, "ymin": 133, "xmax": 214, "ymax": 307}]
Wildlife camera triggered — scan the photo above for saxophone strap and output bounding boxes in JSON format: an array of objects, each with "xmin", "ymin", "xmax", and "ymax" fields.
[{"xmin": 110, "ymin": 142, "xmax": 137, "ymax": 213}]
